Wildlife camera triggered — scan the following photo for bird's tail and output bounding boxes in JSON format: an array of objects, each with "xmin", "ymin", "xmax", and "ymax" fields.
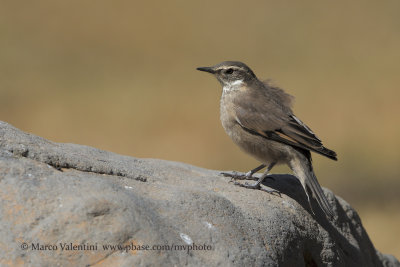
[{"xmin": 291, "ymin": 157, "xmax": 334, "ymax": 218}]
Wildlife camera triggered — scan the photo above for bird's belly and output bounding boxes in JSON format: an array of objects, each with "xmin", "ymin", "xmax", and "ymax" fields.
[{"xmin": 221, "ymin": 120, "xmax": 291, "ymax": 165}]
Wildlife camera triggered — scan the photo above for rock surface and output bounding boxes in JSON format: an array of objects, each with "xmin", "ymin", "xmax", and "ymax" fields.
[{"xmin": 0, "ymin": 121, "xmax": 398, "ymax": 267}]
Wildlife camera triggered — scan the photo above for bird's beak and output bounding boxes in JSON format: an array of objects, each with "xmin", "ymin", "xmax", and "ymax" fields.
[{"xmin": 196, "ymin": 66, "xmax": 215, "ymax": 74}]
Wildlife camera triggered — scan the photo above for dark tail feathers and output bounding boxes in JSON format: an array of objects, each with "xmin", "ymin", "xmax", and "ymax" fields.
[{"xmin": 304, "ymin": 163, "xmax": 334, "ymax": 218}]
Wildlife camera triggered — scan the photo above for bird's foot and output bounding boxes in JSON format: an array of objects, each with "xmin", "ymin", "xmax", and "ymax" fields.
[
  {"xmin": 233, "ymin": 181, "xmax": 281, "ymax": 196},
  {"xmin": 221, "ymin": 171, "xmax": 275, "ymax": 181},
  {"xmin": 221, "ymin": 171, "xmax": 258, "ymax": 181}
]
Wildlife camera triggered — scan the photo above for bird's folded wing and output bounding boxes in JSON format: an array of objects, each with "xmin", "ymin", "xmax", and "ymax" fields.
[{"xmin": 234, "ymin": 101, "xmax": 337, "ymax": 160}]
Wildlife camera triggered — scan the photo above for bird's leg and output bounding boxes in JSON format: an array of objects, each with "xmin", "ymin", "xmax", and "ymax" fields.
[
  {"xmin": 245, "ymin": 164, "xmax": 267, "ymax": 178},
  {"xmin": 234, "ymin": 162, "xmax": 280, "ymax": 195},
  {"xmin": 221, "ymin": 164, "xmax": 266, "ymax": 180},
  {"xmin": 245, "ymin": 164, "xmax": 276, "ymax": 181}
]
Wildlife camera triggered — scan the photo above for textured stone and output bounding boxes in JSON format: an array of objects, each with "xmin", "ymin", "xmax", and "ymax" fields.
[{"xmin": 0, "ymin": 121, "xmax": 398, "ymax": 266}]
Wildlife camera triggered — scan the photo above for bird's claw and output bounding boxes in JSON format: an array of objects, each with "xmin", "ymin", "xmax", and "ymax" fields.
[
  {"xmin": 221, "ymin": 171, "xmax": 275, "ymax": 182},
  {"xmin": 221, "ymin": 171, "xmax": 258, "ymax": 181},
  {"xmin": 233, "ymin": 181, "xmax": 281, "ymax": 196}
]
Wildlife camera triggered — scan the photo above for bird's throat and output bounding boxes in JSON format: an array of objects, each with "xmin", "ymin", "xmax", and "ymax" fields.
[{"xmin": 222, "ymin": 80, "xmax": 244, "ymax": 93}]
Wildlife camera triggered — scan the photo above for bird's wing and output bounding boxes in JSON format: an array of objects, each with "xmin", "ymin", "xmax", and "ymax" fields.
[{"xmin": 233, "ymin": 90, "xmax": 337, "ymax": 160}]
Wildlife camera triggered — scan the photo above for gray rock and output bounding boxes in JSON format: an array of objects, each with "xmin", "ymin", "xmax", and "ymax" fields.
[{"xmin": 0, "ymin": 121, "xmax": 398, "ymax": 267}]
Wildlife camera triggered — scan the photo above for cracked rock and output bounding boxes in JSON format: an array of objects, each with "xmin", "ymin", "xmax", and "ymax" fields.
[{"xmin": 0, "ymin": 121, "xmax": 398, "ymax": 266}]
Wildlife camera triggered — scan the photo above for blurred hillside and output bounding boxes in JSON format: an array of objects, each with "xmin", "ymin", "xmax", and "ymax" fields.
[{"xmin": 1, "ymin": 0, "xmax": 399, "ymax": 258}]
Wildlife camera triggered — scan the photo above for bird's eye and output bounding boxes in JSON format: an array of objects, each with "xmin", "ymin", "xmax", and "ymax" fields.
[{"xmin": 225, "ymin": 68, "xmax": 234, "ymax": 74}]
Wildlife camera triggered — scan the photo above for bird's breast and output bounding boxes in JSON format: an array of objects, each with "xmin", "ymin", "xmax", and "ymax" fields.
[{"xmin": 219, "ymin": 92, "xmax": 237, "ymax": 134}]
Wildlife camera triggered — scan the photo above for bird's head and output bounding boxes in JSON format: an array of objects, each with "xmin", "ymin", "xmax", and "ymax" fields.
[{"xmin": 197, "ymin": 61, "xmax": 257, "ymax": 88}]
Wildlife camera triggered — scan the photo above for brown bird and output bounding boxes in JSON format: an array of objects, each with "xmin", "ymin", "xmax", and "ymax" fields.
[{"xmin": 197, "ymin": 61, "xmax": 337, "ymax": 218}]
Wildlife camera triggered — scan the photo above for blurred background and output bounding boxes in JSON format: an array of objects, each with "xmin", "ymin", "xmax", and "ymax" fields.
[{"xmin": 1, "ymin": 0, "xmax": 399, "ymax": 257}]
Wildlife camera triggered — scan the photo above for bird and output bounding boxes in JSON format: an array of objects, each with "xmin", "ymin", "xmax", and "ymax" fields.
[{"xmin": 196, "ymin": 61, "xmax": 337, "ymax": 218}]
